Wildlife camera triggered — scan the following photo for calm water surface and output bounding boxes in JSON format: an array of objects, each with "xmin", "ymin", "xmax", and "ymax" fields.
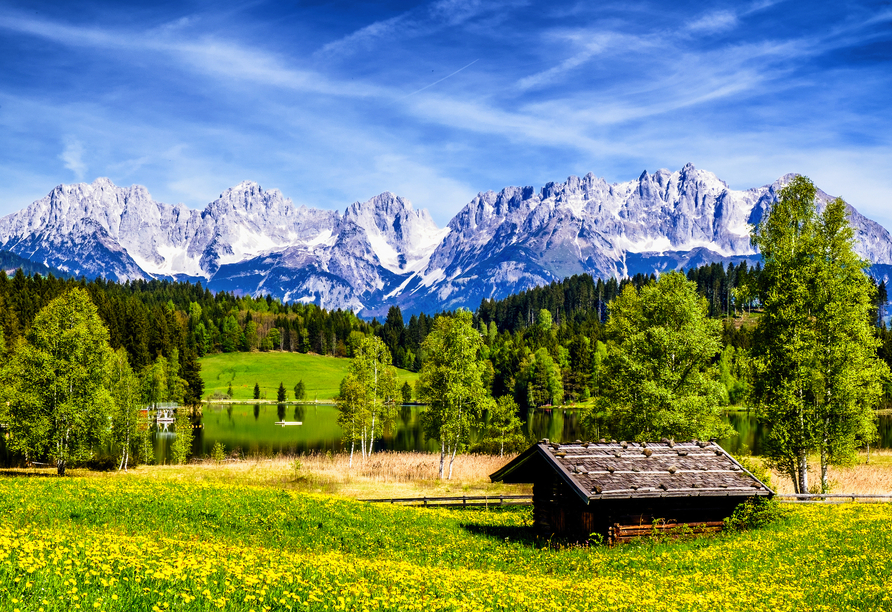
[{"xmin": 154, "ymin": 403, "xmax": 892, "ymax": 462}]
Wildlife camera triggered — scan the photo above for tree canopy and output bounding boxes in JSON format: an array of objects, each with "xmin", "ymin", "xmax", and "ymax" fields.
[
  {"xmin": 3, "ymin": 288, "xmax": 115, "ymax": 475},
  {"xmin": 748, "ymin": 176, "xmax": 889, "ymax": 493},
  {"xmin": 588, "ymin": 271, "xmax": 731, "ymax": 442},
  {"xmin": 419, "ymin": 310, "xmax": 492, "ymax": 479},
  {"xmin": 336, "ymin": 335, "xmax": 398, "ymax": 464}
]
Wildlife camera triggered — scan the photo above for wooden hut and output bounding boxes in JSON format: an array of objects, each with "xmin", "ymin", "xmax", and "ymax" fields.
[{"xmin": 490, "ymin": 439, "xmax": 773, "ymax": 543}]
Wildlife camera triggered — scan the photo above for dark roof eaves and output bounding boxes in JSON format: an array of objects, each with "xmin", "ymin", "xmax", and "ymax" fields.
[
  {"xmin": 590, "ymin": 489, "xmax": 772, "ymax": 500},
  {"xmin": 537, "ymin": 443, "xmax": 593, "ymax": 505},
  {"xmin": 488, "ymin": 443, "xmax": 540, "ymax": 483}
]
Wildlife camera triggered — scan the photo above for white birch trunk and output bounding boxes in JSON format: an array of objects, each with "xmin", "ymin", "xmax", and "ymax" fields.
[
  {"xmin": 797, "ymin": 450, "xmax": 809, "ymax": 494},
  {"xmin": 447, "ymin": 444, "xmax": 458, "ymax": 480}
]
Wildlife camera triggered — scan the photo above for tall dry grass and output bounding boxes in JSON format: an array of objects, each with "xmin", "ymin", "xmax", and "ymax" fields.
[
  {"xmin": 294, "ymin": 451, "xmax": 512, "ymax": 484},
  {"xmin": 70, "ymin": 448, "xmax": 892, "ymax": 499},
  {"xmin": 151, "ymin": 451, "xmax": 526, "ymax": 499},
  {"xmin": 767, "ymin": 450, "xmax": 892, "ymax": 495}
]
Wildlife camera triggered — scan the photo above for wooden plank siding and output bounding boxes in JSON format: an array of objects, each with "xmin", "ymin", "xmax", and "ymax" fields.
[{"xmin": 493, "ymin": 440, "xmax": 773, "ymax": 543}]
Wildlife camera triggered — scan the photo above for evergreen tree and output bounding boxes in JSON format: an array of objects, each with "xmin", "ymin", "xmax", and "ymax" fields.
[
  {"xmin": 401, "ymin": 381, "xmax": 412, "ymax": 404},
  {"xmin": 180, "ymin": 349, "xmax": 204, "ymax": 405}
]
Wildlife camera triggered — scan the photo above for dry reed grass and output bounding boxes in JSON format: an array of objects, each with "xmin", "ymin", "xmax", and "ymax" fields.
[
  {"xmin": 294, "ymin": 450, "xmax": 511, "ymax": 484},
  {"xmin": 27, "ymin": 448, "xmax": 892, "ymax": 500},
  {"xmin": 120, "ymin": 451, "xmax": 528, "ymax": 499},
  {"xmin": 765, "ymin": 449, "xmax": 892, "ymax": 495}
]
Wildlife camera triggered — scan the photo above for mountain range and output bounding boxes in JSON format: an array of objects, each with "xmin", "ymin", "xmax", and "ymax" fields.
[{"xmin": 2, "ymin": 163, "xmax": 891, "ymax": 317}]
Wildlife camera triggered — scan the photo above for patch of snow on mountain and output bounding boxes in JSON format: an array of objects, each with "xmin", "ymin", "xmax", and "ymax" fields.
[
  {"xmin": 619, "ymin": 235, "xmax": 673, "ymax": 254},
  {"xmin": 305, "ymin": 229, "xmax": 336, "ymax": 247},
  {"xmin": 365, "ymin": 230, "xmax": 400, "ymax": 272},
  {"xmin": 129, "ymin": 246, "xmax": 206, "ymax": 279},
  {"xmin": 218, "ymin": 226, "xmax": 283, "ymax": 266},
  {"xmin": 418, "ymin": 267, "xmax": 446, "ymax": 289}
]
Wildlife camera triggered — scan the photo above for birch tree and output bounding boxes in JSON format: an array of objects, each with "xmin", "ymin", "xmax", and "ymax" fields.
[
  {"xmin": 336, "ymin": 375, "xmax": 364, "ymax": 466},
  {"xmin": 336, "ymin": 336, "xmax": 397, "ymax": 460},
  {"xmin": 419, "ymin": 310, "xmax": 492, "ymax": 479},
  {"xmin": 109, "ymin": 348, "xmax": 144, "ymax": 471},
  {"xmin": 483, "ymin": 395, "xmax": 524, "ymax": 457},
  {"xmin": 746, "ymin": 177, "xmax": 820, "ymax": 493},
  {"xmin": 4, "ymin": 288, "xmax": 114, "ymax": 475},
  {"xmin": 748, "ymin": 176, "xmax": 888, "ymax": 493}
]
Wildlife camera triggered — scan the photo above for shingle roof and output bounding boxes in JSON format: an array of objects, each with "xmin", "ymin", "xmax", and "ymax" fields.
[{"xmin": 491, "ymin": 439, "xmax": 774, "ymax": 503}]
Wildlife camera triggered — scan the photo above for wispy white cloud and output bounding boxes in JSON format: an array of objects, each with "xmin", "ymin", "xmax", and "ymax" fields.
[
  {"xmin": 516, "ymin": 31, "xmax": 637, "ymax": 91},
  {"xmin": 60, "ymin": 138, "xmax": 87, "ymax": 180},
  {"xmin": 314, "ymin": 14, "xmax": 409, "ymax": 60},
  {"xmin": 1, "ymin": 0, "xmax": 891, "ymax": 231},
  {"xmin": 0, "ymin": 10, "xmax": 388, "ymax": 99},
  {"xmin": 687, "ymin": 10, "xmax": 738, "ymax": 33},
  {"xmin": 314, "ymin": 0, "xmax": 502, "ymax": 60}
]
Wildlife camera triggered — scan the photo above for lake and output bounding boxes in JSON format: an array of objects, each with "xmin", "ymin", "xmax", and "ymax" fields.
[{"xmin": 154, "ymin": 403, "xmax": 892, "ymax": 462}]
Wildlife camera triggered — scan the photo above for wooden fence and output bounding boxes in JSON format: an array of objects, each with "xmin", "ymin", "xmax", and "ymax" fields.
[
  {"xmin": 775, "ymin": 493, "xmax": 892, "ymax": 503},
  {"xmin": 364, "ymin": 495, "xmax": 533, "ymax": 508},
  {"xmin": 364, "ymin": 493, "xmax": 892, "ymax": 507}
]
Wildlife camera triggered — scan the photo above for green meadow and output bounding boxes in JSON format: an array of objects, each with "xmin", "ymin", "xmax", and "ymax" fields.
[
  {"xmin": 0, "ymin": 470, "xmax": 889, "ymax": 611},
  {"xmin": 199, "ymin": 351, "xmax": 420, "ymax": 401}
]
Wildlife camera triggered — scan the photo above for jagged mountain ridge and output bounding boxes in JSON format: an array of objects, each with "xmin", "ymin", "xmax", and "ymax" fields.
[{"xmin": 1, "ymin": 164, "xmax": 890, "ymax": 316}]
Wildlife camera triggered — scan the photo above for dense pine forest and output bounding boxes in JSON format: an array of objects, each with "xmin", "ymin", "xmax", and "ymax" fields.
[{"xmin": 1, "ymin": 258, "xmax": 890, "ymax": 409}]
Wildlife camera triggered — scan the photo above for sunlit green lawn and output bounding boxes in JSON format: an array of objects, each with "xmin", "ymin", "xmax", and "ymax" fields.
[{"xmin": 199, "ymin": 351, "xmax": 419, "ymax": 401}]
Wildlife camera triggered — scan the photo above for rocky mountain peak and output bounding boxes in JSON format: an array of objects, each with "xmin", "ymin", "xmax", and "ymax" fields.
[
  {"xmin": 1, "ymin": 166, "xmax": 890, "ymax": 317},
  {"xmin": 344, "ymin": 192, "xmax": 447, "ymax": 275}
]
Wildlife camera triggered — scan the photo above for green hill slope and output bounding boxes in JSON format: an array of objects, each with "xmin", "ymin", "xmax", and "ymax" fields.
[{"xmin": 200, "ymin": 351, "xmax": 419, "ymax": 401}]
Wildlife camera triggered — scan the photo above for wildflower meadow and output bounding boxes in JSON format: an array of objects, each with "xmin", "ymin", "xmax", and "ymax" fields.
[{"xmin": 0, "ymin": 475, "xmax": 889, "ymax": 611}]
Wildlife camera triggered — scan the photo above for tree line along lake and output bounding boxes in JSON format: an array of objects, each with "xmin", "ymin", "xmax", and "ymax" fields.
[{"xmin": 153, "ymin": 403, "xmax": 892, "ymax": 463}]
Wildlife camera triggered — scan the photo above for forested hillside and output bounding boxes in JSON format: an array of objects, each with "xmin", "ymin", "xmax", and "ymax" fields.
[{"xmin": 1, "ymin": 258, "xmax": 889, "ymax": 409}]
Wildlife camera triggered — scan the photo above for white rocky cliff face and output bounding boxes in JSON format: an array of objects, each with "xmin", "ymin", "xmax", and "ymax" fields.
[{"xmin": 1, "ymin": 165, "xmax": 890, "ymax": 314}]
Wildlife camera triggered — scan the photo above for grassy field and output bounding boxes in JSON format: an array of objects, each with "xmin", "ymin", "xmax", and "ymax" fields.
[
  {"xmin": 200, "ymin": 351, "xmax": 420, "ymax": 401},
  {"xmin": 0, "ymin": 462, "xmax": 890, "ymax": 612}
]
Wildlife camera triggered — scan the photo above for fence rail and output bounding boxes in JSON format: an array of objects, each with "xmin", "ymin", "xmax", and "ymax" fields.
[
  {"xmin": 775, "ymin": 493, "xmax": 892, "ymax": 503},
  {"xmin": 364, "ymin": 493, "xmax": 892, "ymax": 508},
  {"xmin": 363, "ymin": 495, "xmax": 533, "ymax": 508}
]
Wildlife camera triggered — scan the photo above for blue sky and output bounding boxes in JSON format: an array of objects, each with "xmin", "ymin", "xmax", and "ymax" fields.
[{"xmin": 1, "ymin": 0, "xmax": 890, "ymax": 229}]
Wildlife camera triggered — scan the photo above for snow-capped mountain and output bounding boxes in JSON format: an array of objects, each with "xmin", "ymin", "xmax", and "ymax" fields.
[{"xmin": 2, "ymin": 164, "xmax": 890, "ymax": 316}]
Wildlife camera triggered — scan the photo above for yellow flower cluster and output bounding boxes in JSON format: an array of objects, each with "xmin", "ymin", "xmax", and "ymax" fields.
[{"xmin": 0, "ymin": 477, "xmax": 889, "ymax": 612}]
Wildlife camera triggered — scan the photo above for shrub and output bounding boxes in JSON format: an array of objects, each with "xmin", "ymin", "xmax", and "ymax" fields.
[
  {"xmin": 211, "ymin": 442, "xmax": 226, "ymax": 463},
  {"xmin": 724, "ymin": 496, "xmax": 784, "ymax": 531}
]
